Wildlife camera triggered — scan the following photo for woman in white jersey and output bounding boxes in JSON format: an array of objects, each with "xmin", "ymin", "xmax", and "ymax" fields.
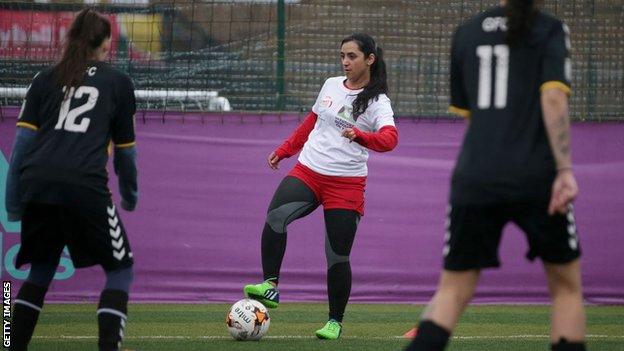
[{"xmin": 243, "ymin": 33, "xmax": 398, "ymax": 339}]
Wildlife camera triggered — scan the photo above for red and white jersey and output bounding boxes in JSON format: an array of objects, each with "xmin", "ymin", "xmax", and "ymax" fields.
[{"xmin": 298, "ymin": 76, "xmax": 395, "ymax": 176}]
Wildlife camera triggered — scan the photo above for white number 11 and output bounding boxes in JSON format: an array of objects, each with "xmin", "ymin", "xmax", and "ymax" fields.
[{"xmin": 476, "ymin": 44, "xmax": 509, "ymax": 109}]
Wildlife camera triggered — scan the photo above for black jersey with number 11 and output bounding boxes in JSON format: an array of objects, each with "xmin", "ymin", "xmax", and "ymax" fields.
[
  {"xmin": 17, "ymin": 62, "xmax": 136, "ymax": 206},
  {"xmin": 449, "ymin": 6, "xmax": 572, "ymax": 205}
]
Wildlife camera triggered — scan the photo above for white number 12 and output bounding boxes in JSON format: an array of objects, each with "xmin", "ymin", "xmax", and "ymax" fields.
[
  {"xmin": 55, "ymin": 86, "xmax": 99, "ymax": 133},
  {"xmin": 476, "ymin": 44, "xmax": 509, "ymax": 109}
]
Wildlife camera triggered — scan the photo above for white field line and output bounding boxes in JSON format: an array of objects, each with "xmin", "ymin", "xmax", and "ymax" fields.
[{"xmin": 32, "ymin": 334, "xmax": 624, "ymax": 340}]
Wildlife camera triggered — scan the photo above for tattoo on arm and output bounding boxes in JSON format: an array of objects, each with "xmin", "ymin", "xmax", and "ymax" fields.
[
  {"xmin": 542, "ymin": 89, "xmax": 572, "ymax": 170},
  {"xmin": 547, "ymin": 113, "xmax": 572, "ymax": 170},
  {"xmin": 555, "ymin": 115, "xmax": 570, "ymax": 157}
]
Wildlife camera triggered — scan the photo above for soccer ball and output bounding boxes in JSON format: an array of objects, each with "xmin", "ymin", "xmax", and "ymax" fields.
[{"xmin": 226, "ymin": 298, "xmax": 270, "ymax": 341}]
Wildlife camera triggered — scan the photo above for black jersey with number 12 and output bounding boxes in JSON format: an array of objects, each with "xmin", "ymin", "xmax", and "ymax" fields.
[{"xmin": 17, "ymin": 62, "xmax": 136, "ymax": 206}]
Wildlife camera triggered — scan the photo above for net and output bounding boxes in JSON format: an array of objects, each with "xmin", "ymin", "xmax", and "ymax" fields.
[{"xmin": 1, "ymin": 0, "xmax": 622, "ymax": 120}]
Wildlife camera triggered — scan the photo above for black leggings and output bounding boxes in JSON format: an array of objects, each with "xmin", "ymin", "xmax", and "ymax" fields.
[{"xmin": 261, "ymin": 176, "xmax": 359, "ymax": 322}]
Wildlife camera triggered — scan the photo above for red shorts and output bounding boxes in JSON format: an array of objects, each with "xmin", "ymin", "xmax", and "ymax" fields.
[{"xmin": 288, "ymin": 163, "xmax": 366, "ymax": 216}]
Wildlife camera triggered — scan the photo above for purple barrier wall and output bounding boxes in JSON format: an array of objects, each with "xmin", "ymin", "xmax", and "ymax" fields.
[{"xmin": 1, "ymin": 109, "xmax": 623, "ymax": 304}]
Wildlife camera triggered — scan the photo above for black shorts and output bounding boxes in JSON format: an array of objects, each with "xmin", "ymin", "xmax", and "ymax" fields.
[
  {"xmin": 443, "ymin": 201, "xmax": 581, "ymax": 271},
  {"xmin": 17, "ymin": 201, "xmax": 134, "ymax": 271}
]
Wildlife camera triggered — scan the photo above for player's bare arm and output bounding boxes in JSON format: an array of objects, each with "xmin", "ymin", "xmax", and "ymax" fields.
[
  {"xmin": 542, "ymin": 88, "xmax": 572, "ymax": 169},
  {"xmin": 541, "ymin": 88, "xmax": 578, "ymax": 214}
]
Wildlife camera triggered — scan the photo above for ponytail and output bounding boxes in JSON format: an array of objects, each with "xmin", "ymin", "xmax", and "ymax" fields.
[
  {"xmin": 341, "ymin": 33, "xmax": 388, "ymax": 119},
  {"xmin": 54, "ymin": 8, "xmax": 111, "ymax": 90},
  {"xmin": 506, "ymin": 0, "xmax": 538, "ymax": 46}
]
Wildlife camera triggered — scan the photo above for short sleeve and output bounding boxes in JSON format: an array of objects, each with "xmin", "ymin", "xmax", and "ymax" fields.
[
  {"xmin": 311, "ymin": 78, "xmax": 330, "ymax": 114},
  {"xmin": 16, "ymin": 72, "xmax": 43, "ymax": 131},
  {"xmin": 112, "ymin": 74, "xmax": 136, "ymax": 147},
  {"xmin": 370, "ymin": 95, "xmax": 395, "ymax": 130},
  {"xmin": 449, "ymin": 28, "xmax": 470, "ymax": 118},
  {"xmin": 540, "ymin": 21, "xmax": 572, "ymax": 95}
]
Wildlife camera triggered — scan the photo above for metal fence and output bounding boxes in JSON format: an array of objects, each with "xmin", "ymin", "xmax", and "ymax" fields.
[{"xmin": 1, "ymin": 0, "xmax": 622, "ymax": 120}]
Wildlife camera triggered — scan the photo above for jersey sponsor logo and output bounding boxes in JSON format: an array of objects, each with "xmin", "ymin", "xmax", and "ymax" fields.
[
  {"xmin": 0, "ymin": 151, "xmax": 75, "ymax": 280},
  {"xmin": 334, "ymin": 105, "xmax": 355, "ymax": 130},
  {"xmin": 320, "ymin": 96, "xmax": 333, "ymax": 108},
  {"xmin": 482, "ymin": 16, "xmax": 508, "ymax": 32}
]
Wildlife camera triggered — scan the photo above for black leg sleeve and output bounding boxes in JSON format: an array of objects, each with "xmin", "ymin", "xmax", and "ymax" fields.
[
  {"xmin": 324, "ymin": 209, "xmax": 359, "ymax": 322},
  {"xmin": 262, "ymin": 176, "xmax": 319, "ymax": 283}
]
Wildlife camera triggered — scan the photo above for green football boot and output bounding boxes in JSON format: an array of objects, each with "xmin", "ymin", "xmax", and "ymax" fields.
[
  {"xmin": 243, "ymin": 280, "xmax": 279, "ymax": 308},
  {"xmin": 315, "ymin": 319, "xmax": 342, "ymax": 340}
]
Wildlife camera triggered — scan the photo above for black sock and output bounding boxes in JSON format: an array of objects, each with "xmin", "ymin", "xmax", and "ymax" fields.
[
  {"xmin": 97, "ymin": 289, "xmax": 128, "ymax": 351},
  {"xmin": 11, "ymin": 282, "xmax": 48, "ymax": 351},
  {"xmin": 551, "ymin": 338, "xmax": 586, "ymax": 351},
  {"xmin": 261, "ymin": 223, "xmax": 287, "ymax": 284},
  {"xmin": 405, "ymin": 320, "xmax": 451, "ymax": 351},
  {"xmin": 327, "ymin": 262, "xmax": 351, "ymax": 323}
]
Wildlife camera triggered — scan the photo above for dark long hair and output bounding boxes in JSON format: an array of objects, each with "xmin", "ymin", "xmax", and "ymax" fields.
[
  {"xmin": 341, "ymin": 33, "xmax": 388, "ymax": 119},
  {"xmin": 505, "ymin": 0, "xmax": 539, "ymax": 46},
  {"xmin": 54, "ymin": 8, "xmax": 111, "ymax": 90}
]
